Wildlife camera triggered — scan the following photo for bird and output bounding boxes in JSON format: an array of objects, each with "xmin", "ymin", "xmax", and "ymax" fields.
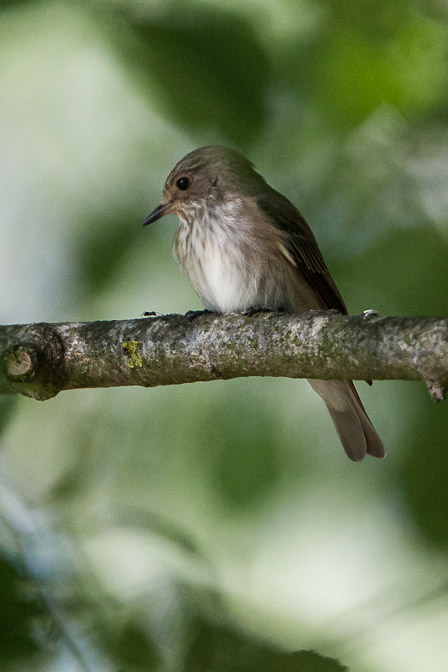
[{"xmin": 143, "ymin": 145, "xmax": 385, "ymax": 462}]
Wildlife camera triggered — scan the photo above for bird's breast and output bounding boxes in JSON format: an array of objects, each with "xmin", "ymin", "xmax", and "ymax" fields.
[
  {"xmin": 173, "ymin": 208, "xmax": 256, "ymax": 313},
  {"xmin": 172, "ymin": 203, "xmax": 317, "ymax": 314}
]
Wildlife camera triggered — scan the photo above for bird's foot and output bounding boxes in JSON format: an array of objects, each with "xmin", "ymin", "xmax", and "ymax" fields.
[
  {"xmin": 242, "ymin": 307, "xmax": 278, "ymax": 317},
  {"xmin": 185, "ymin": 309, "xmax": 215, "ymax": 322},
  {"xmin": 362, "ymin": 309, "xmax": 379, "ymax": 319}
]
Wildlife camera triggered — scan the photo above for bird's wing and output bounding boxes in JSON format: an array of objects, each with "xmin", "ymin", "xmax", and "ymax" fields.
[{"xmin": 257, "ymin": 190, "xmax": 348, "ymax": 314}]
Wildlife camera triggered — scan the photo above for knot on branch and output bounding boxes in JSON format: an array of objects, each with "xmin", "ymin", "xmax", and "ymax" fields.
[
  {"xmin": 1, "ymin": 324, "xmax": 66, "ymax": 400},
  {"xmin": 4, "ymin": 347, "xmax": 35, "ymax": 379}
]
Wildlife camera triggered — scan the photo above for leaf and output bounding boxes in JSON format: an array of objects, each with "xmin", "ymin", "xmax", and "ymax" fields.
[
  {"xmin": 113, "ymin": 619, "xmax": 161, "ymax": 671},
  {"xmin": 0, "ymin": 554, "xmax": 41, "ymax": 663},
  {"xmin": 313, "ymin": 14, "xmax": 448, "ymax": 129},
  {"xmin": 185, "ymin": 618, "xmax": 348, "ymax": 672},
  {"xmin": 102, "ymin": 5, "xmax": 269, "ymax": 147}
]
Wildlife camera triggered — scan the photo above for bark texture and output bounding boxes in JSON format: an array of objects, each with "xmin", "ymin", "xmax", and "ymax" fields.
[{"xmin": 0, "ymin": 311, "xmax": 447, "ymax": 401}]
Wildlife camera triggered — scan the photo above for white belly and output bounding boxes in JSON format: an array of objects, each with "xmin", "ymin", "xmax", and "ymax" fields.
[
  {"xmin": 173, "ymin": 212, "xmax": 257, "ymax": 314},
  {"xmin": 194, "ymin": 246, "xmax": 250, "ymax": 313}
]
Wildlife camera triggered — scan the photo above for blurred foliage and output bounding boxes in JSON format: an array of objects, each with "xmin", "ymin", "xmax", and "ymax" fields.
[
  {"xmin": 0, "ymin": 395, "xmax": 16, "ymax": 435},
  {"xmin": 204, "ymin": 396, "xmax": 286, "ymax": 512},
  {"xmin": 101, "ymin": 4, "xmax": 270, "ymax": 148},
  {"xmin": 401, "ymin": 388, "xmax": 448, "ymax": 550},
  {"xmin": 184, "ymin": 618, "xmax": 347, "ymax": 671},
  {"xmin": 108, "ymin": 617, "xmax": 161, "ymax": 671},
  {"xmin": 1, "ymin": 0, "xmax": 448, "ymax": 670},
  {"xmin": 0, "ymin": 554, "xmax": 42, "ymax": 663}
]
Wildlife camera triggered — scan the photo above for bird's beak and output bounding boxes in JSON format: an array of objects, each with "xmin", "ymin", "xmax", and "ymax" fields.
[{"xmin": 143, "ymin": 201, "xmax": 172, "ymax": 226}]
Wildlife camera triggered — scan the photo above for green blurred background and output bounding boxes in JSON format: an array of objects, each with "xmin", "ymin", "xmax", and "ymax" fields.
[{"xmin": 1, "ymin": 0, "xmax": 448, "ymax": 670}]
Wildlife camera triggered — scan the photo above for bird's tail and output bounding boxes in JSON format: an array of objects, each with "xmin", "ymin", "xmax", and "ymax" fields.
[{"xmin": 308, "ymin": 379, "xmax": 385, "ymax": 462}]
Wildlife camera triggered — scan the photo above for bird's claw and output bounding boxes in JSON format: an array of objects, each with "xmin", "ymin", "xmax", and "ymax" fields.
[
  {"xmin": 362, "ymin": 309, "xmax": 379, "ymax": 319},
  {"xmin": 185, "ymin": 309, "xmax": 214, "ymax": 322},
  {"xmin": 242, "ymin": 307, "xmax": 276, "ymax": 317}
]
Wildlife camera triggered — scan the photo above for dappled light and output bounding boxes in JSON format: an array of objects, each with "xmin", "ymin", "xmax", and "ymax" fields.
[{"xmin": 1, "ymin": 1, "xmax": 448, "ymax": 670}]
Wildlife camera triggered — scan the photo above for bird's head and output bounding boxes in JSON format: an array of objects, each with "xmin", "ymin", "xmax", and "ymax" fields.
[{"xmin": 143, "ymin": 145, "xmax": 264, "ymax": 226}]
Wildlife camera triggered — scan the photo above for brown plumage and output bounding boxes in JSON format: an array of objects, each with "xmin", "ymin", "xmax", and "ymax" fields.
[{"xmin": 144, "ymin": 145, "xmax": 385, "ymax": 462}]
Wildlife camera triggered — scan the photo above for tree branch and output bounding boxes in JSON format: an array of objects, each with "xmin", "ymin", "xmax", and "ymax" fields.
[{"xmin": 0, "ymin": 312, "xmax": 447, "ymax": 402}]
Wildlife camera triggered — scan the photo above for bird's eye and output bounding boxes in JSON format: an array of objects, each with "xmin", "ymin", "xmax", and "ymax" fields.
[{"xmin": 176, "ymin": 176, "xmax": 190, "ymax": 191}]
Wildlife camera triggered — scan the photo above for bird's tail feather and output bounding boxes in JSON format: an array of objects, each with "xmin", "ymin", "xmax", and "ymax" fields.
[{"xmin": 308, "ymin": 379, "xmax": 385, "ymax": 462}]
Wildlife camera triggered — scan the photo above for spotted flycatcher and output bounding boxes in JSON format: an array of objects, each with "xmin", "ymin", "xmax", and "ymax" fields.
[{"xmin": 143, "ymin": 145, "xmax": 385, "ymax": 462}]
